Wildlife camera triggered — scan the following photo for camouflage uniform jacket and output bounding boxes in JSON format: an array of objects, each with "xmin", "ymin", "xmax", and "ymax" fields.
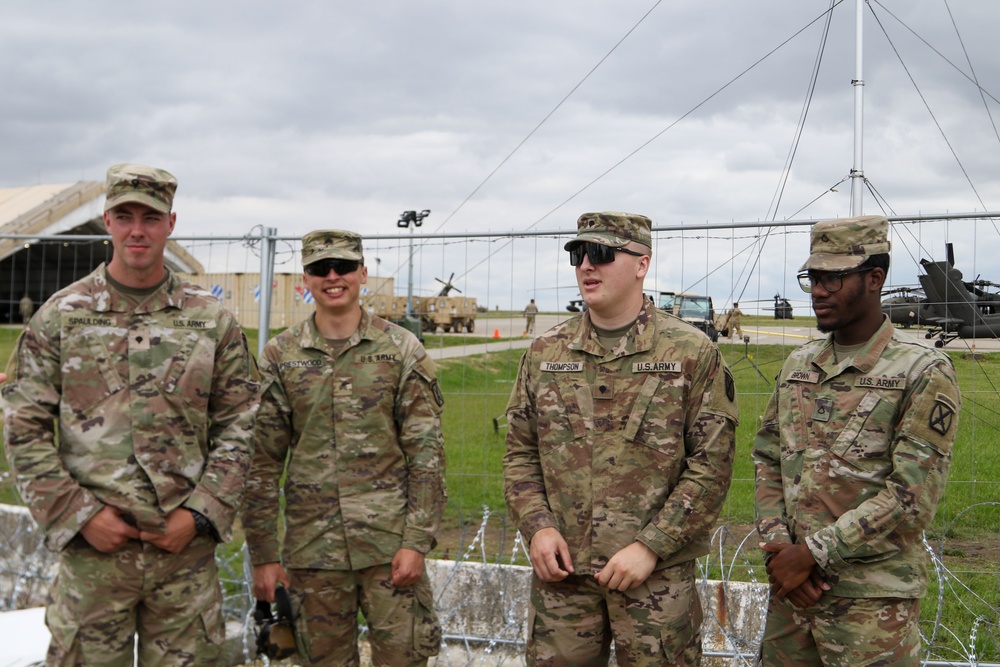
[
  {"xmin": 1, "ymin": 265, "xmax": 259, "ymax": 551},
  {"xmin": 503, "ymin": 298, "xmax": 739, "ymax": 574},
  {"xmin": 243, "ymin": 309, "xmax": 446, "ymax": 570},
  {"xmin": 753, "ymin": 317, "xmax": 960, "ymax": 597}
]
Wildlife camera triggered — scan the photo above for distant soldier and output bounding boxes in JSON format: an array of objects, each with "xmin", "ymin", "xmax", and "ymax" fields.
[
  {"xmin": 243, "ymin": 230, "xmax": 446, "ymax": 666},
  {"xmin": 523, "ymin": 298, "xmax": 538, "ymax": 335},
  {"xmin": 729, "ymin": 302, "xmax": 745, "ymax": 339},
  {"xmin": 2, "ymin": 163, "xmax": 259, "ymax": 665},
  {"xmin": 504, "ymin": 211, "xmax": 738, "ymax": 666},
  {"xmin": 18, "ymin": 294, "xmax": 33, "ymax": 323},
  {"xmin": 754, "ymin": 215, "xmax": 961, "ymax": 666}
]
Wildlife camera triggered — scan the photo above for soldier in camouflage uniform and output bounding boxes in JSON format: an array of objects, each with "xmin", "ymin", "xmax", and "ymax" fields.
[
  {"xmin": 753, "ymin": 215, "xmax": 961, "ymax": 666},
  {"xmin": 728, "ymin": 303, "xmax": 744, "ymax": 339},
  {"xmin": 1, "ymin": 164, "xmax": 259, "ymax": 666},
  {"xmin": 524, "ymin": 298, "xmax": 539, "ymax": 335},
  {"xmin": 503, "ymin": 212, "xmax": 739, "ymax": 666},
  {"xmin": 243, "ymin": 230, "xmax": 446, "ymax": 666}
]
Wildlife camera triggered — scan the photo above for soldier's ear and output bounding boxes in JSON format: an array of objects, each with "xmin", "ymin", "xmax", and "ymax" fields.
[
  {"xmin": 868, "ymin": 267, "xmax": 886, "ymax": 292},
  {"xmin": 635, "ymin": 254, "xmax": 651, "ymax": 280}
]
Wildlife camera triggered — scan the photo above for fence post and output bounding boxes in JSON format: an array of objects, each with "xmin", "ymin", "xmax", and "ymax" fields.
[{"xmin": 257, "ymin": 226, "xmax": 277, "ymax": 358}]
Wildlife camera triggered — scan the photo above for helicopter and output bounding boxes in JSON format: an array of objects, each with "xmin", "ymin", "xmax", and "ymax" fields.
[
  {"xmin": 434, "ymin": 273, "xmax": 462, "ymax": 297},
  {"xmin": 880, "ymin": 286, "xmax": 931, "ymax": 328},
  {"xmin": 913, "ymin": 243, "xmax": 1000, "ymax": 347}
]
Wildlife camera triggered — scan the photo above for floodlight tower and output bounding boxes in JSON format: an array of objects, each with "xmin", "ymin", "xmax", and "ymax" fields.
[{"xmin": 397, "ymin": 209, "xmax": 430, "ymax": 320}]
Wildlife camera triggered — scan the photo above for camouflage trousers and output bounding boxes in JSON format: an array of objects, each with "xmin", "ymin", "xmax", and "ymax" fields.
[
  {"xmin": 288, "ymin": 564, "xmax": 441, "ymax": 666},
  {"xmin": 526, "ymin": 561, "xmax": 703, "ymax": 667},
  {"xmin": 758, "ymin": 594, "xmax": 921, "ymax": 666},
  {"xmin": 45, "ymin": 534, "xmax": 223, "ymax": 667}
]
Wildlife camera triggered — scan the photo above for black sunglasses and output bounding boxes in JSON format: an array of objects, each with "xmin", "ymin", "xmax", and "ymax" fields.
[
  {"xmin": 304, "ymin": 259, "xmax": 361, "ymax": 277},
  {"xmin": 568, "ymin": 241, "xmax": 645, "ymax": 267}
]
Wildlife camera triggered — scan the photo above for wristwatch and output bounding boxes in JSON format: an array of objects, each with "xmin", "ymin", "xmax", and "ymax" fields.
[{"xmin": 188, "ymin": 509, "xmax": 215, "ymax": 538}]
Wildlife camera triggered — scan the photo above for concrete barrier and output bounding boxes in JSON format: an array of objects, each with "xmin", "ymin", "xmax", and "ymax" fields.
[{"xmin": 424, "ymin": 559, "xmax": 768, "ymax": 666}]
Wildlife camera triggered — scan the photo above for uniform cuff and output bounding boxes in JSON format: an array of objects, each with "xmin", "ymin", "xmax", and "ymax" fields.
[
  {"xmin": 518, "ymin": 513, "xmax": 559, "ymax": 544},
  {"xmin": 48, "ymin": 494, "xmax": 102, "ymax": 552},
  {"xmin": 247, "ymin": 542, "xmax": 282, "ymax": 566},
  {"xmin": 401, "ymin": 529, "xmax": 435, "ymax": 555},
  {"xmin": 637, "ymin": 523, "xmax": 682, "ymax": 562},
  {"xmin": 184, "ymin": 488, "xmax": 232, "ymax": 542},
  {"xmin": 806, "ymin": 530, "xmax": 846, "ymax": 573}
]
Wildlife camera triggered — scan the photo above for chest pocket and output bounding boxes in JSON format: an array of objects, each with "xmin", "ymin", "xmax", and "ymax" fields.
[
  {"xmin": 625, "ymin": 375, "xmax": 684, "ymax": 457},
  {"xmin": 832, "ymin": 390, "xmax": 897, "ymax": 469},
  {"xmin": 160, "ymin": 333, "xmax": 215, "ymax": 411},
  {"xmin": 536, "ymin": 376, "xmax": 587, "ymax": 452},
  {"xmin": 62, "ymin": 331, "xmax": 126, "ymax": 412}
]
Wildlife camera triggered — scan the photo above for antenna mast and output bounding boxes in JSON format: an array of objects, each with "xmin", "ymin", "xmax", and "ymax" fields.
[{"xmin": 850, "ymin": 0, "xmax": 865, "ymax": 215}]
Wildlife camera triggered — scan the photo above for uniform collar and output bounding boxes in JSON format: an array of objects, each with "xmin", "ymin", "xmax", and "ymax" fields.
[
  {"xmin": 89, "ymin": 263, "xmax": 185, "ymax": 314},
  {"xmin": 300, "ymin": 307, "xmax": 373, "ymax": 353},
  {"xmin": 813, "ymin": 315, "xmax": 895, "ymax": 376},
  {"xmin": 569, "ymin": 297, "xmax": 657, "ymax": 358}
]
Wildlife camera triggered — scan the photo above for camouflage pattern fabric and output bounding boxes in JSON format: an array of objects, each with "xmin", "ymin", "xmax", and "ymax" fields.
[
  {"xmin": 504, "ymin": 297, "xmax": 738, "ymax": 574},
  {"xmin": 300, "ymin": 229, "xmax": 364, "ymax": 264},
  {"xmin": 104, "ymin": 163, "xmax": 178, "ymax": 214},
  {"xmin": 799, "ymin": 215, "xmax": 891, "ymax": 272},
  {"xmin": 527, "ymin": 561, "xmax": 703, "ymax": 667},
  {"xmin": 243, "ymin": 308, "xmax": 446, "ymax": 570},
  {"xmin": 288, "ymin": 564, "xmax": 440, "ymax": 666},
  {"xmin": 45, "ymin": 535, "xmax": 223, "ymax": 666},
  {"xmin": 1, "ymin": 264, "xmax": 258, "ymax": 664},
  {"xmin": 2, "ymin": 264, "xmax": 259, "ymax": 549},
  {"xmin": 753, "ymin": 316, "xmax": 960, "ymax": 599},
  {"xmin": 564, "ymin": 211, "xmax": 653, "ymax": 250},
  {"xmin": 759, "ymin": 595, "xmax": 921, "ymax": 667}
]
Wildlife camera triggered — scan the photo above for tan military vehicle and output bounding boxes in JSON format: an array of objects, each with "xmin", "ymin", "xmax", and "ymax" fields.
[
  {"xmin": 419, "ymin": 295, "xmax": 477, "ymax": 333},
  {"xmin": 418, "ymin": 273, "xmax": 477, "ymax": 333}
]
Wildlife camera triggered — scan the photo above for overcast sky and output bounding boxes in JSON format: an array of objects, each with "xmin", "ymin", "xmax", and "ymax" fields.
[{"xmin": 3, "ymin": 1, "xmax": 999, "ymax": 311}]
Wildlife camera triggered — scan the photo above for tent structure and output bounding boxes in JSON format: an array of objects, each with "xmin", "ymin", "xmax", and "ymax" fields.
[{"xmin": 0, "ymin": 181, "xmax": 202, "ymax": 324}]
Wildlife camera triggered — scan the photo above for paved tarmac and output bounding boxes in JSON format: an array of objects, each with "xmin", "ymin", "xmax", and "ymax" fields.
[{"xmin": 424, "ymin": 313, "xmax": 1000, "ymax": 361}]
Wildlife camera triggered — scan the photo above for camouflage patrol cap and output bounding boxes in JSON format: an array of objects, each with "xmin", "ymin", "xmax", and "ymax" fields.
[
  {"xmin": 564, "ymin": 211, "xmax": 653, "ymax": 251},
  {"xmin": 800, "ymin": 215, "xmax": 891, "ymax": 271},
  {"xmin": 104, "ymin": 163, "xmax": 177, "ymax": 214},
  {"xmin": 301, "ymin": 229, "xmax": 364, "ymax": 266}
]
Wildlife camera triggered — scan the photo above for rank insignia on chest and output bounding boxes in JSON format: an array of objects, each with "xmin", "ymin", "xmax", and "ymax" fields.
[
  {"xmin": 129, "ymin": 330, "xmax": 151, "ymax": 351},
  {"xmin": 812, "ymin": 397, "xmax": 833, "ymax": 422},
  {"xmin": 593, "ymin": 382, "xmax": 614, "ymax": 400}
]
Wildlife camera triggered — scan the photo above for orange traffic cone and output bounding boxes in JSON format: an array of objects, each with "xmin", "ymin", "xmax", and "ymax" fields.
[{"xmin": 493, "ymin": 328, "xmax": 501, "ymax": 339}]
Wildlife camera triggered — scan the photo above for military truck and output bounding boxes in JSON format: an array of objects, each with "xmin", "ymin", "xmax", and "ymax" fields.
[
  {"xmin": 419, "ymin": 295, "xmax": 477, "ymax": 333},
  {"xmin": 415, "ymin": 273, "xmax": 478, "ymax": 333},
  {"xmin": 657, "ymin": 291, "xmax": 719, "ymax": 342}
]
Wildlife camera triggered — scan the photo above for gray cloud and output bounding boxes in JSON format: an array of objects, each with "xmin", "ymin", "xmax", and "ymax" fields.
[{"xmin": 2, "ymin": 1, "xmax": 999, "ymax": 309}]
